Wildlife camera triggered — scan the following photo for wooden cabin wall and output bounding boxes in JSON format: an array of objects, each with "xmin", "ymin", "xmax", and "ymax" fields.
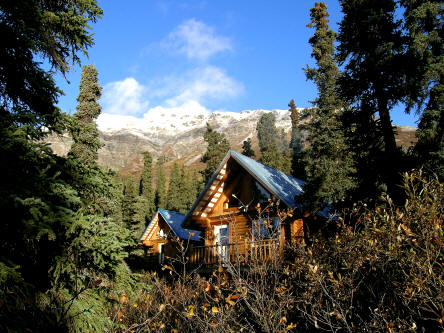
[
  {"xmin": 229, "ymin": 214, "xmax": 251, "ymax": 243},
  {"xmin": 208, "ymin": 170, "xmax": 255, "ymax": 218},
  {"xmin": 291, "ymin": 219, "xmax": 304, "ymax": 240},
  {"xmin": 142, "ymin": 219, "xmax": 170, "ymax": 253}
]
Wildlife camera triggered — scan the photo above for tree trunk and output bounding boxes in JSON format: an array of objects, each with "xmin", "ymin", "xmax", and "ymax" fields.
[{"xmin": 377, "ymin": 98, "xmax": 397, "ymax": 156}]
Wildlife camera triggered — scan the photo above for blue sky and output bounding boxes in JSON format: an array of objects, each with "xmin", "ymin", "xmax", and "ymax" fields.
[{"xmin": 55, "ymin": 0, "xmax": 418, "ymax": 127}]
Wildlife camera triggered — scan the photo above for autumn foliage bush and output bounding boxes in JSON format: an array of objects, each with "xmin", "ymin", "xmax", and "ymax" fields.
[{"xmin": 113, "ymin": 170, "xmax": 443, "ymax": 332}]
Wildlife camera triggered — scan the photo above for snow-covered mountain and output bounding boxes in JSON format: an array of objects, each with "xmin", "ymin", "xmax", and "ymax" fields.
[
  {"xmin": 47, "ymin": 108, "xmax": 417, "ymax": 174},
  {"xmin": 48, "ymin": 109, "xmax": 294, "ymax": 172}
]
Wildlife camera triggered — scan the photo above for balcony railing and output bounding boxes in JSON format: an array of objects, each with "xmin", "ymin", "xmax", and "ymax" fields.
[{"xmin": 187, "ymin": 238, "xmax": 281, "ymax": 267}]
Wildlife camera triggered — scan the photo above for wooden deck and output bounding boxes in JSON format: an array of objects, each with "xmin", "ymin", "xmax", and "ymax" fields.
[{"xmin": 187, "ymin": 238, "xmax": 281, "ymax": 267}]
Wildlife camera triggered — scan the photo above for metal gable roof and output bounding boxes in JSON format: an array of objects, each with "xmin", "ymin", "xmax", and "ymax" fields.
[
  {"xmin": 158, "ymin": 209, "xmax": 202, "ymax": 241},
  {"xmin": 139, "ymin": 209, "xmax": 201, "ymax": 242},
  {"xmin": 229, "ymin": 150, "xmax": 305, "ymax": 208},
  {"xmin": 183, "ymin": 150, "xmax": 335, "ymax": 225}
]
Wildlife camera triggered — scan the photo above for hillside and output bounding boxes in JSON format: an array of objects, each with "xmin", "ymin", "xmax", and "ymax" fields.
[{"xmin": 47, "ymin": 109, "xmax": 417, "ymax": 175}]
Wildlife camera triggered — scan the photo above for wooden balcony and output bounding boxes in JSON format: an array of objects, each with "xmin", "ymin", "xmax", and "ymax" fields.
[{"xmin": 187, "ymin": 238, "xmax": 281, "ymax": 268}]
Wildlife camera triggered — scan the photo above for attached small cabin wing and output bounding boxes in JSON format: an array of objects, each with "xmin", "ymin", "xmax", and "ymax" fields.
[{"xmin": 139, "ymin": 209, "xmax": 201, "ymax": 252}]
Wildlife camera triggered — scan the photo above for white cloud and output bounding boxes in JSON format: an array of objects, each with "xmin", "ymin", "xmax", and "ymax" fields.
[
  {"xmin": 101, "ymin": 78, "xmax": 149, "ymax": 116},
  {"xmin": 166, "ymin": 66, "xmax": 244, "ymax": 106},
  {"xmin": 100, "ymin": 65, "xmax": 243, "ymax": 118},
  {"xmin": 165, "ymin": 19, "xmax": 231, "ymax": 61}
]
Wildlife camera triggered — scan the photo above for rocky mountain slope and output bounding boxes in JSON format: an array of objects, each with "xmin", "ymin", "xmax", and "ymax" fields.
[{"xmin": 47, "ymin": 109, "xmax": 417, "ymax": 174}]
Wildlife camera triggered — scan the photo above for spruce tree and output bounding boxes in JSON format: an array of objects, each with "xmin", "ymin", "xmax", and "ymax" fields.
[
  {"xmin": 201, "ymin": 123, "xmax": 231, "ymax": 183},
  {"xmin": 337, "ymin": 0, "xmax": 406, "ymax": 195},
  {"xmin": 302, "ymin": 2, "xmax": 356, "ymax": 211},
  {"xmin": 402, "ymin": 0, "xmax": 443, "ymax": 180},
  {"xmin": 279, "ymin": 128, "xmax": 292, "ymax": 174},
  {"xmin": 181, "ymin": 167, "xmax": 198, "ymax": 212},
  {"xmin": 241, "ymin": 138, "xmax": 256, "ymax": 158},
  {"xmin": 166, "ymin": 162, "xmax": 184, "ymax": 212},
  {"xmin": 155, "ymin": 157, "xmax": 167, "ymax": 209},
  {"xmin": 256, "ymin": 112, "xmax": 283, "ymax": 170},
  {"xmin": 69, "ymin": 64, "xmax": 102, "ymax": 164},
  {"xmin": 288, "ymin": 99, "xmax": 306, "ymax": 179},
  {"xmin": 122, "ymin": 177, "xmax": 138, "ymax": 235},
  {"xmin": 140, "ymin": 151, "xmax": 155, "ymax": 217},
  {"xmin": 0, "ymin": 2, "xmax": 136, "ymax": 331}
]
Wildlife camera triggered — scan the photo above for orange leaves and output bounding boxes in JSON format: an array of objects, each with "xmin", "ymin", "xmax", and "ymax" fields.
[
  {"xmin": 225, "ymin": 294, "xmax": 237, "ymax": 306},
  {"xmin": 120, "ymin": 293, "xmax": 128, "ymax": 304}
]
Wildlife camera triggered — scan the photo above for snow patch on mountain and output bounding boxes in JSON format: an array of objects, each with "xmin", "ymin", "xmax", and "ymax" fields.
[{"xmin": 97, "ymin": 108, "xmax": 295, "ymax": 137}]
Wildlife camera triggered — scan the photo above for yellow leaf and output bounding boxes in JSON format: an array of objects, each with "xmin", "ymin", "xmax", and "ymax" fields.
[
  {"xmin": 225, "ymin": 296, "xmax": 235, "ymax": 306},
  {"xmin": 218, "ymin": 266, "xmax": 224, "ymax": 273},
  {"xmin": 133, "ymin": 303, "xmax": 138, "ymax": 307},
  {"xmin": 159, "ymin": 304, "xmax": 166, "ymax": 312},
  {"xmin": 172, "ymin": 330, "xmax": 179, "ymax": 333},
  {"xmin": 286, "ymin": 322, "xmax": 297, "ymax": 330},
  {"xmin": 211, "ymin": 306, "xmax": 220, "ymax": 313}
]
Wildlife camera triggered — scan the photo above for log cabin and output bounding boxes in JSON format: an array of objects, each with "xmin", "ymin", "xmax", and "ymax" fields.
[
  {"xmin": 140, "ymin": 150, "xmax": 332, "ymax": 268},
  {"xmin": 139, "ymin": 209, "xmax": 201, "ymax": 265}
]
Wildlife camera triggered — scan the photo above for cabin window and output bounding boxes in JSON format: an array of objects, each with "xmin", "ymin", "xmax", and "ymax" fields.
[{"xmin": 252, "ymin": 217, "xmax": 279, "ymax": 240}]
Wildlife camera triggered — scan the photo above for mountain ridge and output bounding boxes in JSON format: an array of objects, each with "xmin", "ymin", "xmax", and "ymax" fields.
[{"xmin": 46, "ymin": 109, "xmax": 417, "ymax": 175}]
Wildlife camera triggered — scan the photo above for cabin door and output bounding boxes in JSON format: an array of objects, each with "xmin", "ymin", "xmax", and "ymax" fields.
[{"xmin": 214, "ymin": 224, "xmax": 229, "ymax": 262}]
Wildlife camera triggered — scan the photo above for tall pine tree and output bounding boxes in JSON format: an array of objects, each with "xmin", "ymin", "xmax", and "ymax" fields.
[
  {"xmin": 166, "ymin": 162, "xmax": 185, "ymax": 212},
  {"xmin": 155, "ymin": 157, "xmax": 167, "ymax": 209},
  {"xmin": 288, "ymin": 99, "xmax": 305, "ymax": 179},
  {"xmin": 256, "ymin": 112, "xmax": 283, "ymax": 170},
  {"xmin": 69, "ymin": 64, "xmax": 102, "ymax": 164},
  {"xmin": 402, "ymin": 0, "xmax": 443, "ymax": 180},
  {"xmin": 201, "ymin": 123, "xmax": 230, "ymax": 183},
  {"xmin": 0, "ymin": 2, "xmax": 136, "ymax": 331},
  {"xmin": 140, "ymin": 151, "xmax": 155, "ymax": 217},
  {"xmin": 302, "ymin": 2, "xmax": 356, "ymax": 211},
  {"xmin": 337, "ymin": 0, "xmax": 406, "ymax": 197}
]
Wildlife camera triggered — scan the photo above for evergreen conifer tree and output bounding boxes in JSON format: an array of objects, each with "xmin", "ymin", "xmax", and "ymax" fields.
[
  {"xmin": 279, "ymin": 128, "xmax": 292, "ymax": 174},
  {"xmin": 242, "ymin": 138, "xmax": 256, "ymax": 158},
  {"xmin": 337, "ymin": 0, "xmax": 406, "ymax": 196},
  {"xmin": 288, "ymin": 99, "xmax": 306, "ymax": 179},
  {"xmin": 140, "ymin": 151, "xmax": 155, "ymax": 217},
  {"xmin": 122, "ymin": 178, "xmax": 139, "ymax": 236},
  {"xmin": 166, "ymin": 162, "xmax": 184, "ymax": 212},
  {"xmin": 302, "ymin": 2, "xmax": 356, "ymax": 211},
  {"xmin": 256, "ymin": 112, "xmax": 283, "ymax": 170},
  {"xmin": 155, "ymin": 157, "xmax": 167, "ymax": 209},
  {"xmin": 69, "ymin": 64, "xmax": 102, "ymax": 164},
  {"xmin": 201, "ymin": 123, "xmax": 231, "ymax": 183},
  {"xmin": 181, "ymin": 167, "xmax": 198, "ymax": 213},
  {"xmin": 402, "ymin": 0, "xmax": 443, "ymax": 180},
  {"xmin": 0, "ymin": 2, "xmax": 136, "ymax": 331}
]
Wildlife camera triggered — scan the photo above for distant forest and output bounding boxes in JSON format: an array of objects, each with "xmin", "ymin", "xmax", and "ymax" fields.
[{"xmin": 0, "ymin": 1, "xmax": 442, "ymax": 332}]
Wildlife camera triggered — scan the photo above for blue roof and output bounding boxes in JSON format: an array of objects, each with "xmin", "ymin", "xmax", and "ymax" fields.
[
  {"xmin": 184, "ymin": 150, "xmax": 335, "ymax": 223},
  {"xmin": 158, "ymin": 209, "xmax": 201, "ymax": 241},
  {"xmin": 139, "ymin": 209, "xmax": 201, "ymax": 242},
  {"xmin": 230, "ymin": 150, "xmax": 305, "ymax": 208}
]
